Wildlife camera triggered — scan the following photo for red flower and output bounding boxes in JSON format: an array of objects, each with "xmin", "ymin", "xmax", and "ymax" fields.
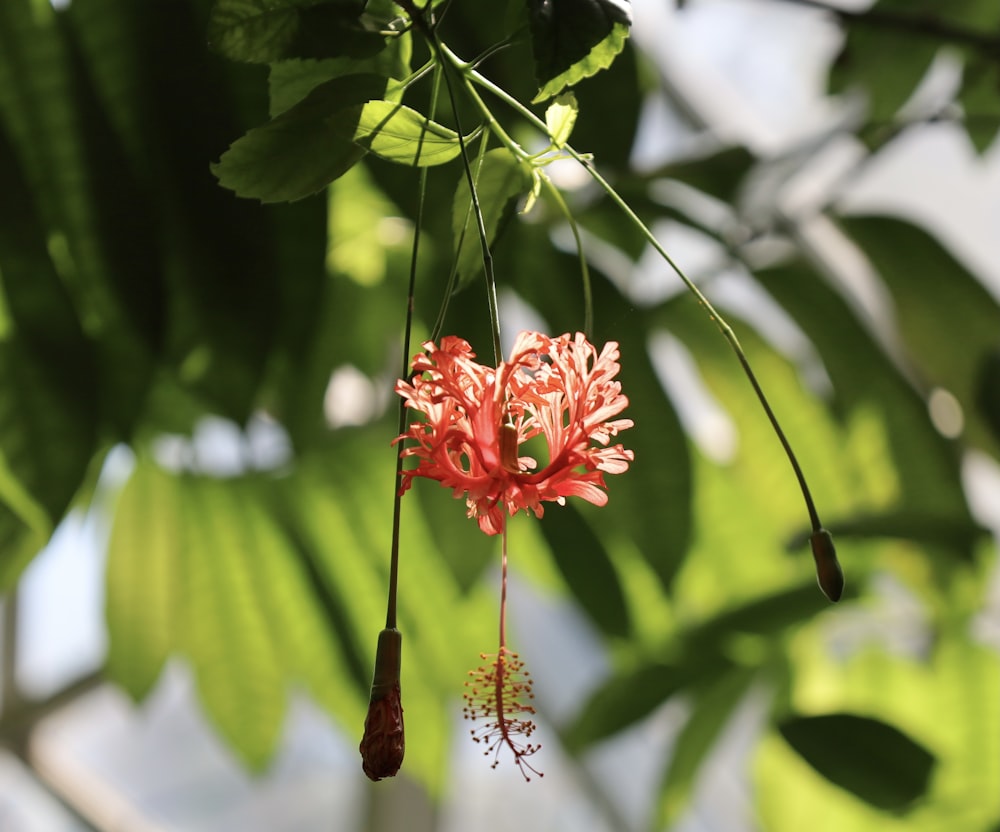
[{"xmin": 395, "ymin": 331, "xmax": 634, "ymax": 534}]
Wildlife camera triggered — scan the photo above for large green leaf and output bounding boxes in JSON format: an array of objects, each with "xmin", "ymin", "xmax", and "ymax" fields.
[
  {"xmin": 539, "ymin": 502, "xmax": 630, "ymax": 638},
  {"xmin": 212, "ymin": 73, "xmax": 389, "ymax": 202},
  {"xmin": 527, "ymin": 0, "xmax": 633, "ymax": 102},
  {"xmin": 778, "ymin": 713, "xmax": 936, "ymax": 811},
  {"xmin": 208, "ymin": 0, "xmax": 383, "ymax": 64},
  {"xmin": 179, "ymin": 475, "xmax": 288, "ymax": 771},
  {"xmin": 756, "ymin": 263, "xmax": 972, "ymax": 534},
  {"xmin": 0, "ymin": 0, "xmax": 156, "ymax": 433},
  {"xmin": 840, "ymin": 214, "xmax": 1000, "ymax": 460},
  {"xmin": 565, "ymin": 582, "xmax": 839, "ymax": 751},
  {"xmin": 105, "ymin": 460, "xmax": 180, "ymax": 700}
]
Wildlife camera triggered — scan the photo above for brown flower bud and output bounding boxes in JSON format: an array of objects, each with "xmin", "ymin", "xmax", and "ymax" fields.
[
  {"xmin": 810, "ymin": 528, "xmax": 844, "ymax": 603},
  {"xmin": 360, "ymin": 628, "xmax": 404, "ymax": 781}
]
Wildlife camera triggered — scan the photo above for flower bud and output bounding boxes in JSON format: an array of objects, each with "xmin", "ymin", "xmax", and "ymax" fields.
[
  {"xmin": 810, "ymin": 528, "xmax": 844, "ymax": 603},
  {"xmin": 360, "ymin": 628, "xmax": 404, "ymax": 780}
]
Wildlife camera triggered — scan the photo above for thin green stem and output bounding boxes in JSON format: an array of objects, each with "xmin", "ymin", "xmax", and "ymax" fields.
[
  {"xmin": 541, "ymin": 175, "xmax": 593, "ymax": 339},
  {"xmin": 433, "ymin": 38, "xmax": 503, "ymax": 364},
  {"xmin": 384, "ymin": 62, "xmax": 446, "ymax": 632}
]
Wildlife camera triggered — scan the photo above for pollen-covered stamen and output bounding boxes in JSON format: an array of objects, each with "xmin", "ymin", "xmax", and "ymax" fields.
[{"xmin": 462, "ymin": 648, "xmax": 543, "ymax": 781}]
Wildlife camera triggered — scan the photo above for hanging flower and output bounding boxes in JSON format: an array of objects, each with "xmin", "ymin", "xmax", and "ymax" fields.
[{"xmin": 395, "ymin": 331, "xmax": 634, "ymax": 534}]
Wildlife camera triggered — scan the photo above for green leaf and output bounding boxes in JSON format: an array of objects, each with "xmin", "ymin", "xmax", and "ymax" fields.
[
  {"xmin": 589, "ymin": 283, "xmax": 693, "ymax": 590},
  {"xmin": 268, "ymin": 36, "xmax": 411, "ymax": 117},
  {"xmin": 452, "ymin": 148, "xmax": 533, "ymax": 287},
  {"xmin": 829, "ymin": 17, "xmax": 938, "ymax": 125},
  {"xmin": 539, "ymin": 502, "xmax": 630, "ymax": 638},
  {"xmin": 105, "ymin": 460, "xmax": 180, "ymax": 701},
  {"xmin": 527, "ymin": 0, "xmax": 633, "ymax": 102},
  {"xmin": 756, "ymin": 261, "xmax": 972, "ymax": 531},
  {"xmin": 566, "ymin": 659, "xmax": 725, "ymax": 753},
  {"xmin": 790, "ymin": 510, "xmax": 989, "ymax": 554},
  {"xmin": 959, "ymin": 59, "xmax": 1000, "ymax": 154},
  {"xmin": 208, "ymin": 0, "xmax": 383, "ymax": 64},
  {"xmin": 180, "ymin": 476, "xmax": 288, "ymax": 771},
  {"xmin": 545, "ymin": 91, "xmax": 578, "ymax": 147},
  {"xmin": 212, "ymin": 73, "xmax": 388, "ymax": 202},
  {"xmin": 840, "ymin": 214, "xmax": 1000, "ymax": 460},
  {"xmin": 565, "ymin": 580, "xmax": 847, "ymax": 752},
  {"xmin": 778, "ymin": 713, "xmax": 936, "ymax": 811},
  {"xmin": 354, "ymin": 101, "xmax": 470, "ymax": 166},
  {"xmin": 975, "ymin": 347, "xmax": 1000, "ymax": 446},
  {"xmin": 657, "ymin": 667, "xmax": 757, "ymax": 827}
]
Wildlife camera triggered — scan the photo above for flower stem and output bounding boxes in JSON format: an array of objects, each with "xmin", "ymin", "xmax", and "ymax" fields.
[{"xmin": 430, "ymin": 30, "xmax": 504, "ymax": 365}]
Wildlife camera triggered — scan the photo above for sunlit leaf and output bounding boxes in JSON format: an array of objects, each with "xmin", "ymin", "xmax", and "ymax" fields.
[
  {"xmin": 179, "ymin": 476, "xmax": 288, "ymax": 771},
  {"xmin": 354, "ymin": 101, "xmax": 471, "ymax": 166},
  {"xmin": 778, "ymin": 713, "xmax": 936, "ymax": 811},
  {"xmin": 528, "ymin": 0, "xmax": 632, "ymax": 102},
  {"xmin": 545, "ymin": 91, "xmax": 579, "ymax": 147},
  {"xmin": 452, "ymin": 148, "xmax": 533, "ymax": 287},
  {"xmin": 212, "ymin": 73, "xmax": 388, "ymax": 202},
  {"xmin": 106, "ymin": 459, "xmax": 179, "ymax": 701}
]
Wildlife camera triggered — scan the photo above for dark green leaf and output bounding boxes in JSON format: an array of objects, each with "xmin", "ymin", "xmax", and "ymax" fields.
[
  {"xmin": 268, "ymin": 38, "xmax": 411, "ymax": 117},
  {"xmin": 212, "ymin": 73, "xmax": 388, "ymax": 202},
  {"xmin": 657, "ymin": 667, "xmax": 757, "ymax": 827},
  {"xmin": 452, "ymin": 148, "xmax": 533, "ymax": 287},
  {"xmin": 591, "ymin": 282, "xmax": 693, "ymax": 590},
  {"xmin": 975, "ymin": 347, "xmax": 1000, "ymax": 446},
  {"xmin": 355, "ymin": 101, "xmax": 470, "ymax": 166},
  {"xmin": 778, "ymin": 712, "xmax": 936, "ymax": 811},
  {"xmin": 959, "ymin": 60, "xmax": 1000, "ymax": 153},
  {"xmin": 840, "ymin": 214, "xmax": 1000, "ymax": 459},
  {"xmin": 527, "ymin": 0, "xmax": 632, "ymax": 102},
  {"xmin": 830, "ymin": 16, "xmax": 938, "ymax": 125},
  {"xmin": 566, "ymin": 581, "xmax": 852, "ymax": 751},
  {"xmin": 566, "ymin": 659, "xmax": 729, "ymax": 752},
  {"xmin": 757, "ymin": 262, "xmax": 972, "ymax": 525},
  {"xmin": 789, "ymin": 511, "xmax": 989, "ymax": 554},
  {"xmin": 539, "ymin": 502, "xmax": 630, "ymax": 638},
  {"xmin": 208, "ymin": 0, "xmax": 383, "ymax": 64}
]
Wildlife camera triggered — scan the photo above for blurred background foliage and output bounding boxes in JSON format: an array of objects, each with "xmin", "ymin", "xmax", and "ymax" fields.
[{"xmin": 0, "ymin": 0, "xmax": 999, "ymax": 829}]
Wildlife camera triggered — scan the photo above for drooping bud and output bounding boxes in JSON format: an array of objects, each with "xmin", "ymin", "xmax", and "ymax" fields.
[
  {"xmin": 810, "ymin": 528, "xmax": 844, "ymax": 603},
  {"xmin": 360, "ymin": 628, "xmax": 404, "ymax": 781}
]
